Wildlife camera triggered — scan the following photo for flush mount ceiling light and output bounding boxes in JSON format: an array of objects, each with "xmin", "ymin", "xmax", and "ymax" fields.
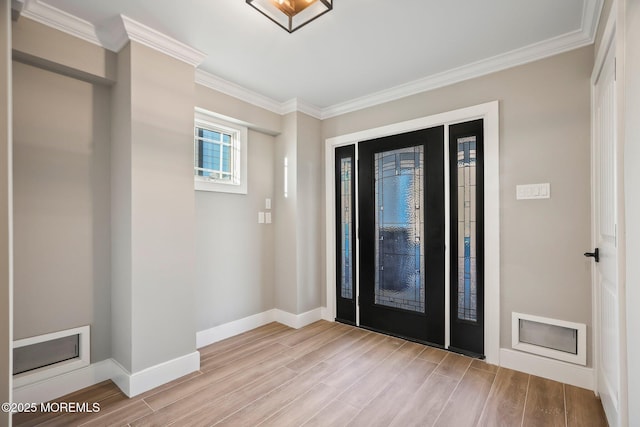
[{"xmin": 247, "ymin": 0, "xmax": 333, "ymax": 33}]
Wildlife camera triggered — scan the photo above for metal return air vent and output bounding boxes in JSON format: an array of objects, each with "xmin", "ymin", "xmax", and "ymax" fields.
[
  {"xmin": 512, "ymin": 313, "xmax": 586, "ymax": 365},
  {"xmin": 13, "ymin": 326, "xmax": 90, "ymax": 388}
]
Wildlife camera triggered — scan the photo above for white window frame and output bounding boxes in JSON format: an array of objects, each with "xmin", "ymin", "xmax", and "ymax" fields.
[{"xmin": 194, "ymin": 109, "xmax": 248, "ymax": 194}]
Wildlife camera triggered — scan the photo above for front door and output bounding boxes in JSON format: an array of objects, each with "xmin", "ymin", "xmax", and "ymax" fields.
[{"xmin": 358, "ymin": 127, "xmax": 445, "ymax": 345}]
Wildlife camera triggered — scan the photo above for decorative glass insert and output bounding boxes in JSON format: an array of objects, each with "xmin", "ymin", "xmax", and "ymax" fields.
[
  {"xmin": 374, "ymin": 146, "xmax": 425, "ymax": 313},
  {"xmin": 195, "ymin": 127, "xmax": 234, "ymax": 181},
  {"xmin": 340, "ymin": 157, "xmax": 353, "ymax": 299},
  {"xmin": 457, "ymin": 136, "xmax": 477, "ymax": 322}
]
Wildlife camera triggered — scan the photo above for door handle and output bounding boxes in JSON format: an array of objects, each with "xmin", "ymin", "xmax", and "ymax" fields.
[{"xmin": 584, "ymin": 248, "xmax": 599, "ymax": 263}]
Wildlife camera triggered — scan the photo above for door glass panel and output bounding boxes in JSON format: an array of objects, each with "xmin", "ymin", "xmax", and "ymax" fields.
[
  {"xmin": 374, "ymin": 146, "xmax": 425, "ymax": 313},
  {"xmin": 340, "ymin": 157, "xmax": 353, "ymax": 299},
  {"xmin": 457, "ymin": 136, "xmax": 477, "ymax": 322}
]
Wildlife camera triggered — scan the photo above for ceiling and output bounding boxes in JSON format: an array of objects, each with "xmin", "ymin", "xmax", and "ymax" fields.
[{"xmin": 19, "ymin": 0, "xmax": 602, "ymax": 115}]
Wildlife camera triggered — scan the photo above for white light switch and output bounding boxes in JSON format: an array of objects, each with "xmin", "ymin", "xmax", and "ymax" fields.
[
  {"xmin": 258, "ymin": 212, "xmax": 265, "ymax": 223},
  {"xmin": 265, "ymin": 198, "xmax": 271, "ymax": 209},
  {"xmin": 265, "ymin": 212, "xmax": 272, "ymax": 224},
  {"xmin": 516, "ymin": 183, "xmax": 551, "ymax": 200}
]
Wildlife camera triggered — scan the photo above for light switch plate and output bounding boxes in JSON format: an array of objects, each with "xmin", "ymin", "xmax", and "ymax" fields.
[
  {"xmin": 265, "ymin": 198, "xmax": 271, "ymax": 210},
  {"xmin": 265, "ymin": 212, "xmax": 272, "ymax": 224},
  {"xmin": 258, "ymin": 212, "xmax": 265, "ymax": 223},
  {"xmin": 516, "ymin": 183, "xmax": 551, "ymax": 200}
]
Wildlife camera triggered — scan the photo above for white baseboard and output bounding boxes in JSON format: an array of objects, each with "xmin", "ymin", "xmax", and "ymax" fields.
[
  {"xmin": 14, "ymin": 351, "xmax": 201, "ymax": 403},
  {"xmin": 111, "ymin": 351, "xmax": 200, "ymax": 397},
  {"xmin": 13, "ymin": 359, "xmax": 116, "ymax": 404},
  {"xmin": 196, "ymin": 309, "xmax": 278, "ymax": 348},
  {"xmin": 196, "ymin": 307, "xmax": 327, "ymax": 349},
  {"xmin": 500, "ymin": 348, "xmax": 595, "ymax": 390},
  {"xmin": 15, "ymin": 308, "xmax": 328, "ymax": 403},
  {"xmin": 274, "ymin": 308, "xmax": 323, "ymax": 329}
]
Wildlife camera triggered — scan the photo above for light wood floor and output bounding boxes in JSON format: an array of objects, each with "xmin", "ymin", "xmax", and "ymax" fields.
[{"xmin": 14, "ymin": 321, "xmax": 607, "ymax": 427}]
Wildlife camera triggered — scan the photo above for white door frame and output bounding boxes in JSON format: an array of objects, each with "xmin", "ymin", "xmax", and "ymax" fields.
[{"xmin": 323, "ymin": 101, "xmax": 500, "ymax": 365}]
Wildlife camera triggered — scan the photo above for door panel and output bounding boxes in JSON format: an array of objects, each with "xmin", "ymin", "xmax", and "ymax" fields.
[
  {"xmin": 449, "ymin": 119, "xmax": 485, "ymax": 356},
  {"xmin": 358, "ymin": 127, "xmax": 445, "ymax": 345},
  {"xmin": 594, "ymin": 44, "xmax": 620, "ymax": 427},
  {"xmin": 335, "ymin": 145, "xmax": 356, "ymax": 324}
]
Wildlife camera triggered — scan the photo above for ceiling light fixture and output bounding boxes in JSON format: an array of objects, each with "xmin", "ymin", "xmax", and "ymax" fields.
[{"xmin": 246, "ymin": 0, "xmax": 333, "ymax": 33}]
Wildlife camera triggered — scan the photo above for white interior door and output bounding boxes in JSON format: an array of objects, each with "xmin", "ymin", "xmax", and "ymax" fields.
[{"xmin": 593, "ymin": 41, "xmax": 621, "ymax": 427}]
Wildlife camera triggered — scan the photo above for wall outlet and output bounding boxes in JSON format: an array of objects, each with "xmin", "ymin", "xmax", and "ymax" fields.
[{"xmin": 258, "ymin": 212, "xmax": 265, "ymax": 223}]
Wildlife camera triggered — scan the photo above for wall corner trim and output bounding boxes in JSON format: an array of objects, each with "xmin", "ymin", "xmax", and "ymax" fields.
[
  {"xmin": 499, "ymin": 348, "xmax": 595, "ymax": 391},
  {"xmin": 196, "ymin": 308, "xmax": 326, "ymax": 349}
]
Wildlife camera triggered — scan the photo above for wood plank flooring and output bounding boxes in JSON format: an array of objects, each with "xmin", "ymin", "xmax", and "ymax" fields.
[{"xmin": 13, "ymin": 321, "xmax": 608, "ymax": 427}]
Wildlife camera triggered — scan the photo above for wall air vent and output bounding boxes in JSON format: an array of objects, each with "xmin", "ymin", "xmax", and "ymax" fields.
[
  {"xmin": 512, "ymin": 313, "xmax": 586, "ymax": 366},
  {"xmin": 13, "ymin": 326, "xmax": 90, "ymax": 388}
]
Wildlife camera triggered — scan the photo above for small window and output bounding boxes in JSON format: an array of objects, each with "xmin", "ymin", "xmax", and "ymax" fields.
[{"xmin": 194, "ymin": 110, "xmax": 247, "ymax": 194}]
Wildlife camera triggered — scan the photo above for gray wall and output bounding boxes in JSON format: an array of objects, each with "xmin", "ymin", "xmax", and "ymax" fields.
[
  {"xmin": 322, "ymin": 47, "xmax": 594, "ymax": 364},
  {"xmin": 12, "ymin": 17, "xmax": 116, "ymax": 84},
  {"xmin": 1, "ymin": 0, "xmax": 12, "ymax": 424},
  {"xmin": 195, "ymin": 129, "xmax": 275, "ymax": 330},
  {"xmin": 274, "ymin": 112, "xmax": 298, "ymax": 314},
  {"xmin": 12, "ymin": 61, "xmax": 111, "ymax": 363},
  {"xmin": 624, "ymin": 0, "xmax": 640, "ymax": 422},
  {"xmin": 194, "ymin": 83, "xmax": 280, "ymax": 330},
  {"xmin": 272, "ymin": 112, "xmax": 323, "ymax": 315},
  {"xmin": 296, "ymin": 113, "xmax": 322, "ymax": 313},
  {"xmin": 113, "ymin": 41, "xmax": 197, "ymax": 373},
  {"xmin": 110, "ymin": 42, "xmax": 132, "ymax": 370}
]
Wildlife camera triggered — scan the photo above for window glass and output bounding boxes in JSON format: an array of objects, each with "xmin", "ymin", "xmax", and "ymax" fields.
[{"xmin": 194, "ymin": 110, "xmax": 248, "ymax": 194}]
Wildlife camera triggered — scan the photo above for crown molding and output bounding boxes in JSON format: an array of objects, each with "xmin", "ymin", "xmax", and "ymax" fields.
[
  {"xmin": 115, "ymin": 15, "xmax": 206, "ymax": 67},
  {"xmin": 281, "ymin": 98, "xmax": 323, "ymax": 119},
  {"xmin": 19, "ymin": 0, "xmax": 603, "ymax": 119},
  {"xmin": 21, "ymin": 0, "xmax": 102, "ymax": 47},
  {"xmin": 195, "ymin": 70, "xmax": 323, "ymax": 119},
  {"xmin": 320, "ymin": 0, "xmax": 602, "ymax": 119},
  {"xmin": 20, "ymin": 1, "xmax": 205, "ymax": 66},
  {"xmin": 195, "ymin": 69, "xmax": 285, "ymax": 114},
  {"xmin": 322, "ymin": 30, "xmax": 589, "ymax": 118},
  {"xmin": 11, "ymin": 0, "xmax": 25, "ymax": 19},
  {"xmin": 581, "ymin": 0, "xmax": 604, "ymax": 43}
]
